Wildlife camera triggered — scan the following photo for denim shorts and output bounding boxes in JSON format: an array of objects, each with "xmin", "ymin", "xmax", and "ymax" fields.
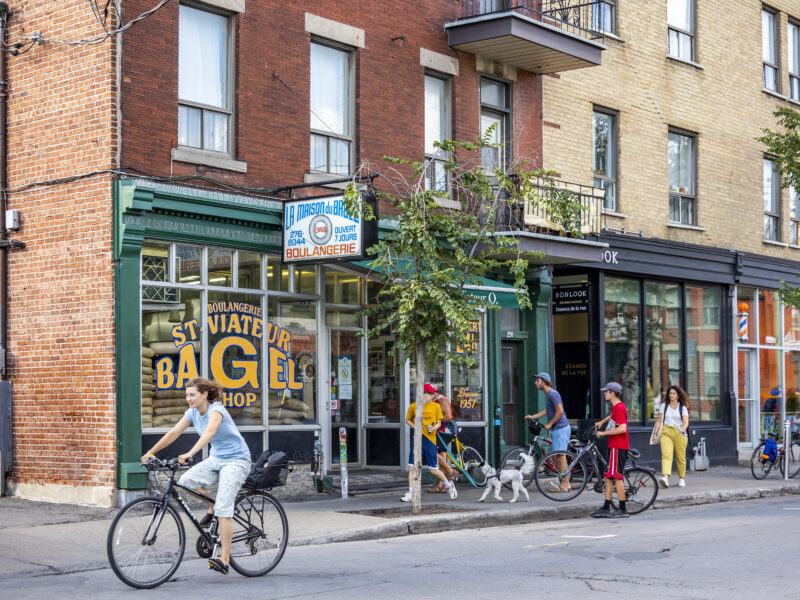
[
  {"xmin": 408, "ymin": 436, "xmax": 440, "ymax": 469},
  {"xmin": 179, "ymin": 456, "xmax": 252, "ymax": 518},
  {"xmin": 551, "ymin": 425, "xmax": 571, "ymax": 452}
]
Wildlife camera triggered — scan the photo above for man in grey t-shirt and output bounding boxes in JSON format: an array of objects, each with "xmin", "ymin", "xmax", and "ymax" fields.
[{"xmin": 525, "ymin": 372, "xmax": 571, "ymax": 492}]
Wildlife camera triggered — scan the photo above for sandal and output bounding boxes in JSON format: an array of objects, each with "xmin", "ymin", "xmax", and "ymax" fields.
[
  {"xmin": 208, "ymin": 558, "xmax": 229, "ymax": 575},
  {"xmin": 199, "ymin": 511, "xmax": 215, "ymax": 527},
  {"xmin": 426, "ymin": 485, "xmax": 445, "ymax": 493}
]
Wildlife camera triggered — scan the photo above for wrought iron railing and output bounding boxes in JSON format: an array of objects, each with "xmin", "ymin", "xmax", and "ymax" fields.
[{"xmin": 460, "ymin": 0, "xmax": 605, "ymax": 41}]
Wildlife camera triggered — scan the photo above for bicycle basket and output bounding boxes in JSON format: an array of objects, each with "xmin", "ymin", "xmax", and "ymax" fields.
[
  {"xmin": 244, "ymin": 450, "xmax": 291, "ymax": 490},
  {"xmin": 527, "ymin": 421, "xmax": 543, "ymax": 435}
]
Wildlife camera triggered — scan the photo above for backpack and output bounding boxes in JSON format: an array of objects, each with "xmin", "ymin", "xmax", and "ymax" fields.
[
  {"xmin": 244, "ymin": 450, "xmax": 291, "ymax": 489},
  {"xmin": 761, "ymin": 437, "xmax": 778, "ymax": 463}
]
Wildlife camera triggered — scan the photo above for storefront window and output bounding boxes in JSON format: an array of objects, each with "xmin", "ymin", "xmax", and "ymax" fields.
[
  {"xmin": 786, "ymin": 351, "xmax": 800, "ymax": 433},
  {"xmin": 759, "ymin": 289, "xmax": 781, "ymax": 346},
  {"xmin": 326, "ymin": 270, "xmax": 362, "ymax": 305},
  {"xmin": 208, "ymin": 248, "xmax": 233, "ymax": 287},
  {"xmin": 326, "ymin": 308, "xmax": 361, "ymax": 328},
  {"xmin": 736, "ymin": 287, "xmax": 757, "ymax": 344},
  {"xmin": 784, "ymin": 305, "xmax": 800, "ymax": 347},
  {"xmin": 451, "ymin": 320, "xmax": 483, "ymax": 422},
  {"xmin": 267, "ymin": 255, "xmax": 289, "ymax": 292},
  {"xmin": 368, "ymin": 335, "xmax": 400, "ymax": 423},
  {"xmin": 267, "ymin": 297, "xmax": 317, "ymax": 425},
  {"xmin": 176, "ymin": 245, "xmax": 202, "ymax": 285},
  {"xmin": 738, "ymin": 349, "xmax": 753, "ymax": 444},
  {"xmin": 759, "ymin": 349, "xmax": 782, "ymax": 436},
  {"xmin": 646, "ymin": 281, "xmax": 682, "ymax": 420},
  {"xmin": 294, "ymin": 265, "xmax": 318, "ymax": 295},
  {"xmin": 604, "ymin": 277, "xmax": 640, "ymax": 421},
  {"xmin": 686, "ymin": 286, "xmax": 721, "ymax": 420},
  {"xmin": 238, "ymin": 252, "xmax": 263, "ymax": 289}
]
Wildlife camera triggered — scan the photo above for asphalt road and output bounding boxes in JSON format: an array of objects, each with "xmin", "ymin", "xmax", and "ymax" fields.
[{"xmin": 4, "ymin": 495, "xmax": 798, "ymax": 599}]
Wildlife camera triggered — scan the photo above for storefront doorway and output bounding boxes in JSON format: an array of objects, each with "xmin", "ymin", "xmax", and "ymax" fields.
[
  {"xmin": 330, "ymin": 328, "xmax": 361, "ymax": 466},
  {"xmin": 501, "ymin": 341, "xmax": 520, "ymax": 447},
  {"xmin": 737, "ymin": 348, "xmax": 756, "ymax": 445}
]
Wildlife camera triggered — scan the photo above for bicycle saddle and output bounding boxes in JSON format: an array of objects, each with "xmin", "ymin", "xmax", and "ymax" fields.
[{"xmin": 628, "ymin": 448, "xmax": 640, "ymax": 459}]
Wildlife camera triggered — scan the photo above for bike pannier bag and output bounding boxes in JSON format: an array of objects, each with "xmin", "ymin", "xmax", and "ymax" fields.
[{"xmin": 244, "ymin": 450, "xmax": 290, "ymax": 489}]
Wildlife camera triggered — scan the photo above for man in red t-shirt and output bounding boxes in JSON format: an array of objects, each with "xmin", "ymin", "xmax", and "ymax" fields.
[{"xmin": 591, "ymin": 382, "xmax": 630, "ymax": 518}]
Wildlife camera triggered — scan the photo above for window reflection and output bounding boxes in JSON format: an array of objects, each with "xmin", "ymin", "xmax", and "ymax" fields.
[
  {"xmin": 686, "ymin": 286, "xmax": 721, "ymax": 420},
  {"xmin": 646, "ymin": 282, "xmax": 682, "ymax": 420},
  {"xmin": 604, "ymin": 277, "xmax": 640, "ymax": 421}
]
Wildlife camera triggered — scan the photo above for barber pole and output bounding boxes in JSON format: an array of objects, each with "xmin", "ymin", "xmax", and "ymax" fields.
[{"xmin": 737, "ymin": 302, "xmax": 749, "ymax": 343}]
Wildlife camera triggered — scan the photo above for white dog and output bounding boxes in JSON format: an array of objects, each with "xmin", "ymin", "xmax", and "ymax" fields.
[{"xmin": 477, "ymin": 452, "xmax": 534, "ymax": 503}]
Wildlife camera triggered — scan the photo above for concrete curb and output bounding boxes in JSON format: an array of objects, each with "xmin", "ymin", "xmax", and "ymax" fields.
[{"xmin": 290, "ymin": 482, "xmax": 800, "ymax": 547}]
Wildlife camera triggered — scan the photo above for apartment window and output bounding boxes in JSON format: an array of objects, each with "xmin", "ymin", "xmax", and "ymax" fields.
[
  {"xmin": 763, "ymin": 157, "xmax": 781, "ymax": 241},
  {"xmin": 790, "ymin": 22, "xmax": 800, "ymax": 100},
  {"xmin": 178, "ymin": 5, "xmax": 232, "ymax": 154},
  {"xmin": 668, "ymin": 130, "xmax": 696, "ymax": 225},
  {"xmin": 667, "ymin": 0, "xmax": 695, "ymax": 61},
  {"xmin": 593, "ymin": 109, "xmax": 617, "ymax": 211},
  {"xmin": 791, "ymin": 187, "xmax": 800, "ymax": 244},
  {"xmin": 480, "ymin": 78, "xmax": 510, "ymax": 170},
  {"xmin": 592, "ymin": 1, "xmax": 616, "ymax": 34},
  {"xmin": 424, "ymin": 73, "xmax": 451, "ymax": 192},
  {"xmin": 310, "ymin": 41, "xmax": 353, "ymax": 175},
  {"xmin": 763, "ymin": 8, "xmax": 780, "ymax": 91}
]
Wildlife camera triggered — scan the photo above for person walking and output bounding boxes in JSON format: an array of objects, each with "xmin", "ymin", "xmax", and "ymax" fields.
[
  {"xmin": 525, "ymin": 372, "xmax": 571, "ymax": 492},
  {"xmin": 424, "ymin": 383, "xmax": 457, "ymax": 493},
  {"xmin": 402, "ymin": 387, "xmax": 457, "ymax": 501},
  {"xmin": 591, "ymin": 382, "xmax": 630, "ymax": 518},
  {"xmin": 650, "ymin": 384, "xmax": 690, "ymax": 488}
]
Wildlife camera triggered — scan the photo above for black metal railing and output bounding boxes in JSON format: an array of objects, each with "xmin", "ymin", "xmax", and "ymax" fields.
[{"xmin": 460, "ymin": 0, "xmax": 605, "ymax": 41}]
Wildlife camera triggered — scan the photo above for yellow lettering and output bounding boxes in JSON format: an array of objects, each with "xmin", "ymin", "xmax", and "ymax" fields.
[
  {"xmin": 222, "ymin": 391, "xmax": 234, "ymax": 407},
  {"xmin": 207, "ymin": 314, "xmax": 219, "ymax": 336},
  {"xmin": 171, "ymin": 325, "xmax": 187, "ymax": 347},
  {"xmin": 240, "ymin": 314, "xmax": 253, "ymax": 336},
  {"xmin": 210, "ymin": 336, "xmax": 259, "ymax": 389},
  {"xmin": 251, "ymin": 317, "xmax": 262, "ymax": 339},
  {"xmin": 234, "ymin": 393, "xmax": 246, "ymax": 407},
  {"xmin": 228, "ymin": 313, "xmax": 242, "ymax": 334},
  {"xmin": 184, "ymin": 319, "xmax": 199, "ymax": 340},
  {"xmin": 155, "ymin": 357, "xmax": 175, "ymax": 389},
  {"xmin": 286, "ymin": 357, "xmax": 304, "ymax": 390},
  {"xmin": 175, "ymin": 344, "xmax": 199, "ymax": 389},
  {"xmin": 277, "ymin": 329, "xmax": 291, "ymax": 352},
  {"xmin": 246, "ymin": 392, "xmax": 257, "ymax": 406},
  {"xmin": 269, "ymin": 345, "xmax": 287, "ymax": 390},
  {"xmin": 266, "ymin": 322, "xmax": 279, "ymax": 344}
]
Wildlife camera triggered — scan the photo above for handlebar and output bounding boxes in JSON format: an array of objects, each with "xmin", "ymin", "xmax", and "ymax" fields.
[{"xmin": 143, "ymin": 457, "xmax": 192, "ymax": 471}]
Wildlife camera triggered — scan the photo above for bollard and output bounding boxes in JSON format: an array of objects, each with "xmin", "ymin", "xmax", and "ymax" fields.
[
  {"xmin": 785, "ymin": 419, "xmax": 791, "ymax": 481},
  {"xmin": 339, "ymin": 427, "xmax": 349, "ymax": 499}
]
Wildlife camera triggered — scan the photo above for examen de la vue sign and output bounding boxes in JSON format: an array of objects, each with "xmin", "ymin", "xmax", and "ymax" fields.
[{"xmin": 283, "ymin": 195, "xmax": 363, "ymax": 262}]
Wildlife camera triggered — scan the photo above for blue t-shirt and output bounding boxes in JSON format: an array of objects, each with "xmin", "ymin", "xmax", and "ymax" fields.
[
  {"xmin": 546, "ymin": 389, "xmax": 569, "ymax": 430},
  {"xmin": 184, "ymin": 402, "xmax": 251, "ymax": 461}
]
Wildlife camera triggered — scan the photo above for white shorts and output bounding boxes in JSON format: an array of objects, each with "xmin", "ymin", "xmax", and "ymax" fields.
[{"xmin": 179, "ymin": 456, "xmax": 251, "ymax": 518}]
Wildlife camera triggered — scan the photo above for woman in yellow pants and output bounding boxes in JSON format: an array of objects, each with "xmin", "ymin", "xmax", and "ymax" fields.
[{"xmin": 650, "ymin": 385, "xmax": 690, "ymax": 488}]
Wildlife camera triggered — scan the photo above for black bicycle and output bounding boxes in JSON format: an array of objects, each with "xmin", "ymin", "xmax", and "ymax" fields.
[
  {"xmin": 107, "ymin": 458, "xmax": 289, "ymax": 589},
  {"xmin": 534, "ymin": 427, "xmax": 659, "ymax": 515},
  {"xmin": 750, "ymin": 432, "xmax": 800, "ymax": 480},
  {"xmin": 499, "ymin": 421, "xmax": 553, "ymax": 489}
]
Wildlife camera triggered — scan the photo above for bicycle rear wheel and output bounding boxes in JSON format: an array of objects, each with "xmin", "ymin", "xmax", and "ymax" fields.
[
  {"xmin": 229, "ymin": 490, "xmax": 289, "ymax": 577},
  {"xmin": 778, "ymin": 440, "xmax": 800, "ymax": 478},
  {"xmin": 621, "ymin": 467, "xmax": 658, "ymax": 514},
  {"xmin": 107, "ymin": 496, "xmax": 185, "ymax": 589},
  {"xmin": 534, "ymin": 450, "xmax": 587, "ymax": 501},
  {"xmin": 500, "ymin": 447, "xmax": 536, "ymax": 489},
  {"xmin": 750, "ymin": 443, "xmax": 775, "ymax": 479},
  {"xmin": 460, "ymin": 446, "xmax": 487, "ymax": 487}
]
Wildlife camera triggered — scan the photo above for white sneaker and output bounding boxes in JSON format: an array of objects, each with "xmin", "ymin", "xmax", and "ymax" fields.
[
  {"xmin": 400, "ymin": 490, "xmax": 412, "ymax": 502},
  {"xmin": 447, "ymin": 483, "xmax": 457, "ymax": 500},
  {"xmin": 678, "ymin": 478, "xmax": 685, "ymax": 487},
  {"xmin": 658, "ymin": 476, "xmax": 669, "ymax": 488}
]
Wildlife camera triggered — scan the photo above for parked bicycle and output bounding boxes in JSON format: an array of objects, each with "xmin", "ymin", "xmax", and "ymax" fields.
[
  {"xmin": 107, "ymin": 458, "xmax": 288, "ymax": 589},
  {"xmin": 437, "ymin": 426, "xmax": 486, "ymax": 487},
  {"xmin": 750, "ymin": 432, "xmax": 800, "ymax": 480},
  {"xmin": 499, "ymin": 420, "xmax": 552, "ymax": 489},
  {"xmin": 534, "ymin": 427, "xmax": 659, "ymax": 515}
]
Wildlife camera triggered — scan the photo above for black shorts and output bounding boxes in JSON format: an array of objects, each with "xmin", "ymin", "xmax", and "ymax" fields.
[
  {"xmin": 604, "ymin": 447, "xmax": 628, "ymax": 480},
  {"xmin": 436, "ymin": 431, "xmax": 454, "ymax": 453}
]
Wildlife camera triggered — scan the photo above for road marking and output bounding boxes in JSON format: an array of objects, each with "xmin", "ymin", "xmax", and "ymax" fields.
[
  {"xmin": 524, "ymin": 541, "xmax": 569, "ymax": 549},
  {"xmin": 782, "ymin": 508, "xmax": 800, "ymax": 510},
  {"xmin": 562, "ymin": 534, "xmax": 617, "ymax": 539}
]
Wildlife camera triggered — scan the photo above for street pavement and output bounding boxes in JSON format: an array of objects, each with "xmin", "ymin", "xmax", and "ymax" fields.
[
  {"xmin": 1, "ymin": 495, "xmax": 798, "ymax": 599},
  {"xmin": 0, "ymin": 465, "xmax": 798, "ymax": 582}
]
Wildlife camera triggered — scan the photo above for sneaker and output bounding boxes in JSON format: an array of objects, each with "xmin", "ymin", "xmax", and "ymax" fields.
[
  {"xmin": 678, "ymin": 478, "xmax": 686, "ymax": 487},
  {"xmin": 658, "ymin": 476, "xmax": 669, "ymax": 488},
  {"xmin": 611, "ymin": 508, "xmax": 629, "ymax": 518},
  {"xmin": 400, "ymin": 490, "xmax": 412, "ymax": 502},
  {"xmin": 447, "ymin": 483, "xmax": 457, "ymax": 500},
  {"xmin": 590, "ymin": 506, "xmax": 614, "ymax": 518}
]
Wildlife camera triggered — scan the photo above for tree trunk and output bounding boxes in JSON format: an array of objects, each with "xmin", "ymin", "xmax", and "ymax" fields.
[{"xmin": 411, "ymin": 344, "xmax": 426, "ymax": 514}]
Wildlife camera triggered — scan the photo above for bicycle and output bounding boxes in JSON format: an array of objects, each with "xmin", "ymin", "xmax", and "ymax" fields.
[
  {"xmin": 750, "ymin": 432, "xmax": 800, "ymax": 480},
  {"xmin": 534, "ymin": 427, "xmax": 659, "ymax": 515},
  {"xmin": 437, "ymin": 425, "xmax": 487, "ymax": 487},
  {"xmin": 107, "ymin": 458, "xmax": 289, "ymax": 589},
  {"xmin": 499, "ymin": 420, "xmax": 552, "ymax": 489}
]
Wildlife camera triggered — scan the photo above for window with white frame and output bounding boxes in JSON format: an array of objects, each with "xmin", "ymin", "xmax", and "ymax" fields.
[
  {"xmin": 310, "ymin": 41, "xmax": 353, "ymax": 175},
  {"xmin": 593, "ymin": 108, "xmax": 618, "ymax": 211},
  {"xmin": 668, "ymin": 130, "xmax": 696, "ymax": 225},
  {"xmin": 791, "ymin": 187, "xmax": 800, "ymax": 244},
  {"xmin": 790, "ymin": 21, "xmax": 800, "ymax": 100},
  {"xmin": 668, "ymin": 0, "xmax": 695, "ymax": 61},
  {"xmin": 178, "ymin": 4, "xmax": 232, "ymax": 154},
  {"xmin": 763, "ymin": 157, "xmax": 781, "ymax": 241},
  {"xmin": 592, "ymin": 1, "xmax": 616, "ymax": 34},
  {"xmin": 424, "ymin": 73, "xmax": 451, "ymax": 192},
  {"xmin": 763, "ymin": 8, "xmax": 780, "ymax": 92},
  {"xmin": 480, "ymin": 77, "xmax": 510, "ymax": 171}
]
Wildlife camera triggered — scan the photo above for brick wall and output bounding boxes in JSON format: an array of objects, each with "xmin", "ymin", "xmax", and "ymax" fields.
[
  {"xmin": 542, "ymin": 0, "xmax": 800, "ymax": 258},
  {"xmin": 4, "ymin": 1, "xmax": 117, "ymax": 503}
]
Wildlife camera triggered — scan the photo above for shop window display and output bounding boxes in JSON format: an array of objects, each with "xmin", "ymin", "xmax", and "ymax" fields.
[
  {"xmin": 759, "ymin": 349, "xmax": 782, "ymax": 436},
  {"xmin": 686, "ymin": 286, "xmax": 721, "ymax": 421},
  {"xmin": 451, "ymin": 320, "xmax": 483, "ymax": 422},
  {"xmin": 604, "ymin": 277, "xmax": 641, "ymax": 420},
  {"xmin": 645, "ymin": 281, "xmax": 682, "ymax": 420}
]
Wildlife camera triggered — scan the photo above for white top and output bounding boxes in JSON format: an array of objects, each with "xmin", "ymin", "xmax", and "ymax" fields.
[{"xmin": 659, "ymin": 402, "xmax": 689, "ymax": 428}]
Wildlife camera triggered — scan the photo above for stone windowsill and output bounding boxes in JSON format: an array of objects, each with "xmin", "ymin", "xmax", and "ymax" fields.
[
  {"xmin": 666, "ymin": 54, "xmax": 705, "ymax": 70},
  {"xmin": 762, "ymin": 88, "xmax": 788, "ymax": 101},
  {"xmin": 171, "ymin": 147, "xmax": 247, "ymax": 173},
  {"xmin": 763, "ymin": 238, "xmax": 789, "ymax": 247},
  {"xmin": 602, "ymin": 209, "xmax": 627, "ymax": 218},
  {"xmin": 666, "ymin": 221, "xmax": 706, "ymax": 231}
]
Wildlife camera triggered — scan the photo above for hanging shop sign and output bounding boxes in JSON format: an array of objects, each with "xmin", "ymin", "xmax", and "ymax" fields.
[
  {"xmin": 552, "ymin": 284, "xmax": 589, "ymax": 314},
  {"xmin": 282, "ymin": 193, "xmax": 378, "ymax": 264}
]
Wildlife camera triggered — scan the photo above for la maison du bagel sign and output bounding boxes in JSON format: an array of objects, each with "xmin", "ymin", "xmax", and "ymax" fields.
[{"xmin": 283, "ymin": 195, "xmax": 363, "ymax": 263}]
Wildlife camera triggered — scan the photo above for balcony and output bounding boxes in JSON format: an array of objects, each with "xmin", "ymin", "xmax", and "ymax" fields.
[{"xmin": 445, "ymin": 1, "xmax": 605, "ymax": 74}]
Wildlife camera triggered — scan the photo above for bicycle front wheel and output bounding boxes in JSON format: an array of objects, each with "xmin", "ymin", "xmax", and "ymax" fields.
[
  {"xmin": 229, "ymin": 490, "xmax": 289, "ymax": 577},
  {"xmin": 750, "ymin": 443, "xmax": 774, "ymax": 480},
  {"xmin": 535, "ymin": 450, "xmax": 587, "ymax": 501},
  {"xmin": 107, "ymin": 496, "xmax": 185, "ymax": 589},
  {"xmin": 500, "ymin": 447, "xmax": 536, "ymax": 489},
  {"xmin": 460, "ymin": 446, "xmax": 487, "ymax": 487},
  {"xmin": 622, "ymin": 467, "xmax": 658, "ymax": 514},
  {"xmin": 778, "ymin": 440, "xmax": 800, "ymax": 478}
]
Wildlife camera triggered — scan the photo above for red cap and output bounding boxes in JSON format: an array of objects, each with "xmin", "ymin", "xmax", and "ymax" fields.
[{"xmin": 423, "ymin": 383, "xmax": 438, "ymax": 394}]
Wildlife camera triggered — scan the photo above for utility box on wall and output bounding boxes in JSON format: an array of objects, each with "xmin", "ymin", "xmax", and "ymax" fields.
[{"xmin": 0, "ymin": 381, "xmax": 11, "ymax": 496}]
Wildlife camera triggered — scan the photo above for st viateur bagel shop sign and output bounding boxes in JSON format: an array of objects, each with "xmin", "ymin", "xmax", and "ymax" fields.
[{"xmin": 283, "ymin": 192, "xmax": 378, "ymax": 263}]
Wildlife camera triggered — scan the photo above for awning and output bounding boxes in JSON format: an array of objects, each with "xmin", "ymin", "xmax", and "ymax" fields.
[{"xmin": 351, "ymin": 260, "xmax": 525, "ymax": 309}]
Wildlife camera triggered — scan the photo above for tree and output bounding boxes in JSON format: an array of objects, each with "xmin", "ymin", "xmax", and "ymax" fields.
[
  {"xmin": 344, "ymin": 135, "xmax": 576, "ymax": 513},
  {"xmin": 758, "ymin": 107, "xmax": 800, "ymax": 308}
]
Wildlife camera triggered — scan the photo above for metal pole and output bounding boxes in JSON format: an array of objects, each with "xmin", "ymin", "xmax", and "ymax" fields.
[
  {"xmin": 784, "ymin": 419, "xmax": 791, "ymax": 481},
  {"xmin": 339, "ymin": 427, "xmax": 348, "ymax": 499}
]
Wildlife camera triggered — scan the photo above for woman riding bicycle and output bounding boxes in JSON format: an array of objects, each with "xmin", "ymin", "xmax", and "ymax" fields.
[{"xmin": 140, "ymin": 377, "xmax": 252, "ymax": 576}]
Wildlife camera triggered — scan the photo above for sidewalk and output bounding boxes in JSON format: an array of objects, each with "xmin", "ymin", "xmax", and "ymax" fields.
[{"xmin": 1, "ymin": 465, "xmax": 797, "ymax": 579}]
